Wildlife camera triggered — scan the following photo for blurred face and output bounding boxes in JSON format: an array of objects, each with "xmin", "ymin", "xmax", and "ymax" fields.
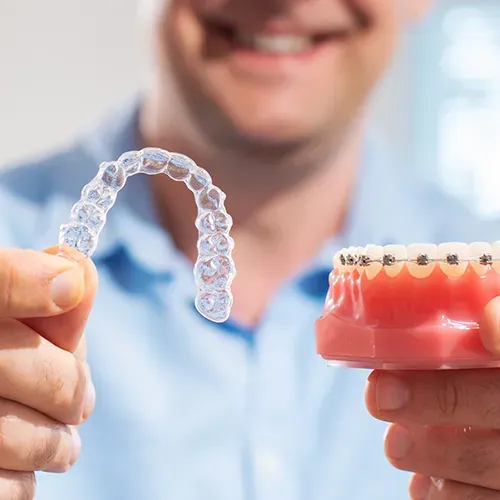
[{"xmin": 148, "ymin": 0, "xmax": 423, "ymax": 150}]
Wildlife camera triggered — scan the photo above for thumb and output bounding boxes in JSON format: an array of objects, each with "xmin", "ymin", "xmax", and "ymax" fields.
[
  {"xmin": 480, "ymin": 296, "xmax": 500, "ymax": 357},
  {"xmin": 22, "ymin": 245, "xmax": 98, "ymax": 353}
]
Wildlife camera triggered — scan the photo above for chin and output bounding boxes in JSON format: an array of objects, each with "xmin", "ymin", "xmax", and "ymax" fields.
[{"xmin": 227, "ymin": 113, "xmax": 317, "ymax": 147}]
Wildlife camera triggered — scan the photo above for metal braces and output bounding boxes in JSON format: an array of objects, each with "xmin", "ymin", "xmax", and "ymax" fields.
[{"xmin": 338, "ymin": 252, "xmax": 496, "ymax": 268}]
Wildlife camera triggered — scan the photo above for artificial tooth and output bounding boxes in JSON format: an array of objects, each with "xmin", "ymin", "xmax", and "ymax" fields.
[
  {"xmin": 469, "ymin": 242, "xmax": 492, "ymax": 276},
  {"xmin": 492, "ymin": 241, "xmax": 500, "ymax": 274},
  {"xmin": 337, "ymin": 248, "xmax": 348, "ymax": 274},
  {"xmin": 407, "ymin": 244, "xmax": 437, "ymax": 279},
  {"xmin": 345, "ymin": 246, "xmax": 357, "ymax": 274},
  {"xmin": 365, "ymin": 244, "xmax": 384, "ymax": 280},
  {"xmin": 382, "ymin": 245, "xmax": 407, "ymax": 278},
  {"xmin": 333, "ymin": 252, "xmax": 342, "ymax": 272},
  {"xmin": 355, "ymin": 246, "xmax": 366, "ymax": 275},
  {"xmin": 438, "ymin": 242, "xmax": 469, "ymax": 278}
]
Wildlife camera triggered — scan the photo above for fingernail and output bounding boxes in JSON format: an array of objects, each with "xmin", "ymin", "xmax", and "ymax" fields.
[
  {"xmin": 410, "ymin": 475, "xmax": 431, "ymax": 500},
  {"xmin": 386, "ymin": 425, "xmax": 411, "ymax": 460},
  {"xmin": 376, "ymin": 374, "xmax": 409, "ymax": 411},
  {"xmin": 51, "ymin": 266, "xmax": 84, "ymax": 309}
]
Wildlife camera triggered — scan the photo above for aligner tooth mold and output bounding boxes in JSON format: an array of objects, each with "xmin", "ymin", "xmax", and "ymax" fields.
[
  {"xmin": 58, "ymin": 148, "xmax": 236, "ymax": 323},
  {"xmin": 315, "ymin": 242, "xmax": 500, "ymax": 370}
]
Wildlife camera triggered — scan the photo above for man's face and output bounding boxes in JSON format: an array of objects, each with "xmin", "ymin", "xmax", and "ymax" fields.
[{"xmin": 148, "ymin": 0, "xmax": 425, "ymax": 148}]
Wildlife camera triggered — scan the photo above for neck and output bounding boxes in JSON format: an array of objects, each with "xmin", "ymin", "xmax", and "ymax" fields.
[{"xmin": 140, "ymin": 97, "xmax": 363, "ymax": 325}]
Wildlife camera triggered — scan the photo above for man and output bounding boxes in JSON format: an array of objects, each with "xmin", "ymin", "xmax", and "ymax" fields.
[{"xmin": 1, "ymin": 0, "xmax": 500, "ymax": 498}]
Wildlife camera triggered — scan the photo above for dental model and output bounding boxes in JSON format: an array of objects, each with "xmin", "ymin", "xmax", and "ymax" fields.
[
  {"xmin": 58, "ymin": 148, "xmax": 236, "ymax": 323},
  {"xmin": 315, "ymin": 242, "xmax": 500, "ymax": 370}
]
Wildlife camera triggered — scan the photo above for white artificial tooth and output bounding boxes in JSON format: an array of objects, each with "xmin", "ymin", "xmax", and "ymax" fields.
[
  {"xmin": 337, "ymin": 248, "xmax": 348, "ymax": 274},
  {"xmin": 492, "ymin": 241, "xmax": 500, "ymax": 274},
  {"xmin": 438, "ymin": 242, "xmax": 469, "ymax": 278},
  {"xmin": 345, "ymin": 246, "xmax": 357, "ymax": 274},
  {"xmin": 382, "ymin": 245, "xmax": 407, "ymax": 278},
  {"xmin": 407, "ymin": 244, "xmax": 438, "ymax": 279},
  {"xmin": 355, "ymin": 246, "xmax": 366, "ymax": 275},
  {"xmin": 333, "ymin": 251, "xmax": 343, "ymax": 273},
  {"xmin": 469, "ymin": 242, "xmax": 492, "ymax": 276},
  {"xmin": 365, "ymin": 244, "xmax": 384, "ymax": 280}
]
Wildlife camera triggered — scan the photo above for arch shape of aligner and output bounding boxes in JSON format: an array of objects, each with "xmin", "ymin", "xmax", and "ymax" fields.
[{"xmin": 58, "ymin": 148, "xmax": 236, "ymax": 323}]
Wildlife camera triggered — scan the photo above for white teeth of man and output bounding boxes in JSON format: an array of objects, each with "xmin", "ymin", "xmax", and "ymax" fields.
[
  {"xmin": 239, "ymin": 34, "xmax": 313, "ymax": 53},
  {"xmin": 333, "ymin": 241, "xmax": 500, "ymax": 278}
]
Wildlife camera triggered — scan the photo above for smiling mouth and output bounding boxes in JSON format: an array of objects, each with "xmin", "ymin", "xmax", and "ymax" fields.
[{"xmin": 204, "ymin": 20, "xmax": 354, "ymax": 56}]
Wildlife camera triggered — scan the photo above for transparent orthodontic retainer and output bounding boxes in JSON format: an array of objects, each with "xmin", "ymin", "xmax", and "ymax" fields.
[
  {"xmin": 315, "ymin": 244, "xmax": 500, "ymax": 370},
  {"xmin": 58, "ymin": 148, "xmax": 236, "ymax": 323}
]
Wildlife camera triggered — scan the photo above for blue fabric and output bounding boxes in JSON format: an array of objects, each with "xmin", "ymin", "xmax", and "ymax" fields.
[{"xmin": 1, "ymin": 101, "xmax": 499, "ymax": 500}]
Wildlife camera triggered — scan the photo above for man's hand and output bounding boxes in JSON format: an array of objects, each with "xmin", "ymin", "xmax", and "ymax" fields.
[
  {"xmin": 0, "ymin": 245, "xmax": 97, "ymax": 499},
  {"xmin": 366, "ymin": 296, "xmax": 500, "ymax": 499}
]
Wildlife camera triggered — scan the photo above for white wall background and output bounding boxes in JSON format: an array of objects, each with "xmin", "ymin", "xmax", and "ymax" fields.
[
  {"xmin": 0, "ymin": 0, "xmax": 146, "ymax": 166},
  {"xmin": 0, "ymin": 0, "xmax": 412, "ymax": 167}
]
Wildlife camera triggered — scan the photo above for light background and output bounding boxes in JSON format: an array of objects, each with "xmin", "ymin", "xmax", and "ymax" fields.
[
  {"xmin": 0, "ymin": 0, "xmax": 499, "ymax": 217},
  {"xmin": 0, "ymin": 0, "xmax": 145, "ymax": 165}
]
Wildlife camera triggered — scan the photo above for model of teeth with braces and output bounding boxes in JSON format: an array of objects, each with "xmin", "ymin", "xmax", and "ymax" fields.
[
  {"xmin": 315, "ymin": 242, "xmax": 500, "ymax": 370},
  {"xmin": 334, "ymin": 243, "xmax": 500, "ymax": 279},
  {"xmin": 58, "ymin": 148, "xmax": 236, "ymax": 323}
]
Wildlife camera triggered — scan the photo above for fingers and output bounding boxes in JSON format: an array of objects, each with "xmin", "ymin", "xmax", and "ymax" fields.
[
  {"xmin": 386, "ymin": 424, "xmax": 500, "ymax": 491},
  {"xmin": 22, "ymin": 245, "xmax": 98, "ymax": 353},
  {"xmin": 0, "ymin": 470, "xmax": 35, "ymax": 500},
  {"xmin": 0, "ymin": 248, "xmax": 85, "ymax": 319},
  {"xmin": 365, "ymin": 369, "xmax": 500, "ymax": 428},
  {"xmin": 0, "ymin": 319, "xmax": 92, "ymax": 425},
  {"xmin": 480, "ymin": 296, "xmax": 500, "ymax": 356},
  {"xmin": 0, "ymin": 398, "xmax": 80, "ymax": 473},
  {"xmin": 410, "ymin": 475, "xmax": 500, "ymax": 500}
]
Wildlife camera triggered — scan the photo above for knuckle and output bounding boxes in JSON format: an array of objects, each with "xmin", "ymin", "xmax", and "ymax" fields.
[
  {"xmin": 0, "ymin": 410, "xmax": 67, "ymax": 473},
  {"xmin": 0, "ymin": 471, "xmax": 36, "ymax": 500},
  {"xmin": 460, "ymin": 486, "xmax": 490, "ymax": 500},
  {"xmin": 475, "ymin": 377, "xmax": 500, "ymax": 426},
  {"xmin": 15, "ymin": 472, "xmax": 36, "ymax": 500},
  {"xmin": 455, "ymin": 433, "xmax": 500, "ymax": 480},
  {"xmin": 13, "ymin": 472, "xmax": 36, "ymax": 500},
  {"xmin": 26, "ymin": 432, "xmax": 59, "ymax": 471},
  {"xmin": 436, "ymin": 373, "xmax": 460, "ymax": 418},
  {"xmin": 34, "ymin": 354, "xmax": 87, "ymax": 424}
]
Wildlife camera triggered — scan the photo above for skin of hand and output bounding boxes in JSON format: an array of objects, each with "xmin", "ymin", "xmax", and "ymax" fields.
[
  {"xmin": 366, "ymin": 297, "xmax": 500, "ymax": 499},
  {"xmin": 0, "ymin": 244, "xmax": 97, "ymax": 499}
]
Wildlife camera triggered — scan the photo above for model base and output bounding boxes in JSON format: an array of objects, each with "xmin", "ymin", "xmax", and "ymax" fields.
[{"xmin": 316, "ymin": 313, "xmax": 499, "ymax": 371}]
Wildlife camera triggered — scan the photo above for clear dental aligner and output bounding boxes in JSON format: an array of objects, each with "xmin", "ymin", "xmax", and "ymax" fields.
[
  {"xmin": 334, "ymin": 242, "xmax": 500, "ymax": 279},
  {"xmin": 58, "ymin": 148, "xmax": 236, "ymax": 323}
]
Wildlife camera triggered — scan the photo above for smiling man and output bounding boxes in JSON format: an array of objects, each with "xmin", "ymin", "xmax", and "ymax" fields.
[{"xmin": 1, "ymin": 1, "xmax": 500, "ymax": 500}]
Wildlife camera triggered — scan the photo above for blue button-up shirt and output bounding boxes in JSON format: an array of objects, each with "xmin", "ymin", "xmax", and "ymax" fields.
[{"xmin": 1, "ymin": 101, "xmax": 498, "ymax": 500}]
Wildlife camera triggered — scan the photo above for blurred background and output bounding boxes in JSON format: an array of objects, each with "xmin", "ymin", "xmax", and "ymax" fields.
[{"xmin": 1, "ymin": 0, "xmax": 499, "ymax": 218}]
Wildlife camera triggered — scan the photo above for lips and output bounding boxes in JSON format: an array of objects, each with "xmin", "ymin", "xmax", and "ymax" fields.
[{"xmin": 204, "ymin": 19, "xmax": 355, "ymax": 55}]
